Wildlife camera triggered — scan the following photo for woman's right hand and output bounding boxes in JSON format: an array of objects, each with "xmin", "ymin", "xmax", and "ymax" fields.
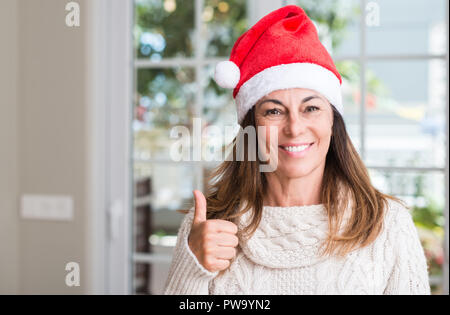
[{"xmin": 188, "ymin": 190, "xmax": 239, "ymax": 273}]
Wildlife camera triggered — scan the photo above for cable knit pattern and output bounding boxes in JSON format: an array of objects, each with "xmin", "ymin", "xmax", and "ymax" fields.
[
  {"xmin": 238, "ymin": 204, "xmax": 329, "ymax": 268},
  {"xmin": 163, "ymin": 199, "xmax": 431, "ymax": 295}
]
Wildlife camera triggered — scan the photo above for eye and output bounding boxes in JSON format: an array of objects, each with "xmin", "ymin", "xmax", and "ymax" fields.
[
  {"xmin": 265, "ymin": 108, "xmax": 282, "ymax": 116},
  {"xmin": 305, "ymin": 106, "xmax": 320, "ymax": 112}
]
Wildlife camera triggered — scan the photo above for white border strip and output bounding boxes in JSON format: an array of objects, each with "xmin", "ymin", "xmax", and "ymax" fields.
[{"xmin": 235, "ymin": 63, "xmax": 342, "ymax": 123}]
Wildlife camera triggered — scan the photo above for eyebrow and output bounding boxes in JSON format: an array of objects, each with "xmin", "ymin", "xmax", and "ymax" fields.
[{"xmin": 257, "ymin": 95, "xmax": 323, "ymax": 108}]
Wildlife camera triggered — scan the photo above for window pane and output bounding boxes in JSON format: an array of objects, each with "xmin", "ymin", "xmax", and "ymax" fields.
[
  {"xmin": 204, "ymin": 160, "xmax": 224, "ymax": 190},
  {"xmin": 369, "ymin": 169, "xmax": 445, "ymax": 294},
  {"xmin": 366, "ymin": 0, "xmax": 447, "ymax": 55},
  {"xmin": 202, "ymin": 65, "xmax": 239, "ymax": 161},
  {"xmin": 135, "ymin": 0, "xmax": 195, "ymax": 59},
  {"xmin": 133, "ymin": 259, "xmax": 173, "ymax": 295},
  {"xmin": 365, "ymin": 59, "xmax": 446, "ymax": 168},
  {"xmin": 336, "ymin": 60, "xmax": 361, "ymax": 153},
  {"xmin": 134, "ymin": 163, "xmax": 195, "ymax": 213},
  {"xmin": 204, "ymin": 0, "xmax": 248, "ymax": 57},
  {"xmin": 134, "ymin": 177, "xmax": 152, "ymax": 254},
  {"xmin": 133, "ymin": 263, "xmax": 151, "ymax": 294},
  {"xmin": 133, "ymin": 163, "xmax": 193, "ymax": 295},
  {"xmin": 134, "ymin": 67, "xmax": 196, "ymax": 160},
  {"xmin": 150, "ymin": 244, "xmax": 173, "ymax": 294},
  {"xmin": 298, "ymin": 0, "xmax": 361, "ymax": 57}
]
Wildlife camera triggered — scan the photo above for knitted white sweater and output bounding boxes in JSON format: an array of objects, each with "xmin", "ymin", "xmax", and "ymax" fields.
[{"xmin": 163, "ymin": 199, "xmax": 431, "ymax": 295}]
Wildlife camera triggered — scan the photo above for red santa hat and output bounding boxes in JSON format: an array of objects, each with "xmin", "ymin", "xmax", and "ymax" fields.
[{"xmin": 214, "ymin": 5, "xmax": 343, "ymax": 124}]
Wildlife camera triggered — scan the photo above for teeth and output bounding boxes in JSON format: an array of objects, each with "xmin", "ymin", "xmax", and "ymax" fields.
[{"xmin": 283, "ymin": 145, "xmax": 310, "ymax": 152}]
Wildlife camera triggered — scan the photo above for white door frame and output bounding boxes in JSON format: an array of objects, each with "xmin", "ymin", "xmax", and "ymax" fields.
[{"xmin": 86, "ymin": 0, "xmax": 134, "ymax": 294}]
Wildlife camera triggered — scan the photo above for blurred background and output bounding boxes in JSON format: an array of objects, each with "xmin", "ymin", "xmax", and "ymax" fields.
[{"xmin": 0, "ymin": 0, "xmax": 448, "ymax": 295}]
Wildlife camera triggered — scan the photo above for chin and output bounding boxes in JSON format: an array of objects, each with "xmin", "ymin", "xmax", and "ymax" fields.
[{"xmin": 278, "ymin": 165, "xmax": 313, "ymax": 178}]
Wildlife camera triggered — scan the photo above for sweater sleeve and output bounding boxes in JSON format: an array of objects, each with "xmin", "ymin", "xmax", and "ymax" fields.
[
  {"xmin": 163, "ymin": 208, "xmax": 219, "ymax": 295},
  {"xmin": 383, "ymin": 204, "xmax": 431, "ymax": 295}
]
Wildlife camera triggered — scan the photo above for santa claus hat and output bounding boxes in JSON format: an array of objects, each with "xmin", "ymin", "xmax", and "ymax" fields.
[{"xmin": 214, "ymin": 5, "xmax": 343, "ymax": 124}]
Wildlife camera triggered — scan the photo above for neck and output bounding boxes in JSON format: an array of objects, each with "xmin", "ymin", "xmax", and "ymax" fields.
[{"xmin": 263, "ymin": 164, "xmax": 324, "ymax": 207}]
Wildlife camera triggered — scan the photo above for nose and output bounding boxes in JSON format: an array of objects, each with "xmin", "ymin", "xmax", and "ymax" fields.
[{"xmin": 283, "ymin": 112, "xmax": 307, "ymax": 137}]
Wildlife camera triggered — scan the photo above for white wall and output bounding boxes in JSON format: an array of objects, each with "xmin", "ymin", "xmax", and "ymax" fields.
[
  {"xmin": 0, "ymin": 0, "xmax": 133, "ymax": 294},
  {"xmin": 0, "ymin": 0, "xmax": 92, "ymax": 294},
  {"xmin": 17, "ymin": 0, "xmax": 88, "ymax": 294},
  {"xmin": 0, "ymin": 0, "xmax": 19, "ymax": 294}
]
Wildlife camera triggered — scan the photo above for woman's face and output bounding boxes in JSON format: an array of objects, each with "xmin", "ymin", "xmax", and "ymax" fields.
[{"xmin": 254, "ymin": 88, "xmax": 334, "ymax": 178}]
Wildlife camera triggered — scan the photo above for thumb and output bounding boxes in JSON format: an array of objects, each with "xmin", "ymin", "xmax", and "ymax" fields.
[{"xmin": 192, "ymin": 190, "xmax": 207, "ymax": 224}]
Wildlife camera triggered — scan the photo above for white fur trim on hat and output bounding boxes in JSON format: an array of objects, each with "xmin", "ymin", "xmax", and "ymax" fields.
[{"xmin": 235, "ymin": 62, "xmax": 343, "ymax": 124}]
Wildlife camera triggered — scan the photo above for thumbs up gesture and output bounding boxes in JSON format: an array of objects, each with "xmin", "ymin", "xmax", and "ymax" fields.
[{"xmin": 188, "ymin": 190, "xmax": 239, "ymax": 273}]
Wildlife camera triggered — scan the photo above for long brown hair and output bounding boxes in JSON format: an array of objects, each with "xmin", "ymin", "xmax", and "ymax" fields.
[{"xmin": 180, "ymin": 103, "xmax": 408, "ymax": 258}]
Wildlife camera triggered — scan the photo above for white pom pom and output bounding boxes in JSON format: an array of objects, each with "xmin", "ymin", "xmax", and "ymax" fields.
[{"xmin": 214, "ymin": 61, "xmax": 240, "ymax": 89}]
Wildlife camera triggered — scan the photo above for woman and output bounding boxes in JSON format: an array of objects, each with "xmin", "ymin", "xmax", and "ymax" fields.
[{"xmin": 163, "ymin": 5, "xmax": 430, "ymax": 295}]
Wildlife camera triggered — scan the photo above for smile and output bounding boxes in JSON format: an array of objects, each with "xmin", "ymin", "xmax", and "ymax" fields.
[{"xmin": 279, "ymin": 143, "xmax": 314, "ymax": 157}]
